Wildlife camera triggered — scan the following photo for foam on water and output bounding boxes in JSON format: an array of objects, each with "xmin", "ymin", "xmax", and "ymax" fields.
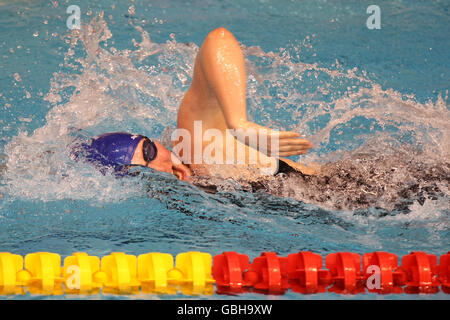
[
  {"xmin": 1, "ymin": 14, "xmax": 197, "ymax": 203},
  {"xmin": 1, "ymin": 13, "xmax": 448, "ymax": 214}
]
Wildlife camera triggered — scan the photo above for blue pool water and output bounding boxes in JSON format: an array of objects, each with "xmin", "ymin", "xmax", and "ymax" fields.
[{"xmin": 0, "ymin": 0, "xmax": 449, "ymax": 299}]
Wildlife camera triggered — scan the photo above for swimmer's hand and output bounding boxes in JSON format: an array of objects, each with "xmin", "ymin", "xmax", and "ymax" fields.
[
  {"xmin": 279, "ymin": 157, "xmax": 319, "ymax": 175},
  {"xmin": 144, "ymin": 141, "xmax": 192, "ymax": 181},
  {"xmin": 170, "ymin": 152, "xmax": 192, "ymax": 181},
  {"xmin": 172, "ymin": 164, "xmax": 191, "ymax": 181},
  {"xmin": 230, "ymin": 120, "xmax": 313, "ymax": 157}
]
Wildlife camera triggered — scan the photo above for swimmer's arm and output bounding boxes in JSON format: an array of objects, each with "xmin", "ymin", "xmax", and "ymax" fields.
[
  {"xmin": 199, "ymin": 28, "xmax": 247, "ymax": 128},
  {"xmin": 200, "ymin": 28, "xmax": 313, "ymax": 157}
]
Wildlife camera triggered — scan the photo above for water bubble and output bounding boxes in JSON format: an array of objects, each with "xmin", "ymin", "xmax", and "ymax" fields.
[{"xmin": 13, "ymin": 73, "xmax": 22, "ymax": 82}]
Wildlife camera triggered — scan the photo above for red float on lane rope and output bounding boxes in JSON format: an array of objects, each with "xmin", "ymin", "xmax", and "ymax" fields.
[
  {"xmin": 212, "ymin": 251, "xmax": 250, "ymax": 293},
  {"xmin": 438, "ymin": 252, "xmax": 450, "ymax": 293},
  {"xmin": 243, "ymin": 252, "xmax": 289, "ymax": 294},
  {"xmin": 363, "ymin": 251, "xmax": 404, "ymax": 293},
  {"xmin": 287, "ymin": 251, "xmax": 331, "ymax": 293},
  {"xmin": 326, "ymin": 252, "xmax": 365, "ymax": 293},
  {"xmin": 398, "ymin": 251, "xmax": 440, "ymax": 293}
]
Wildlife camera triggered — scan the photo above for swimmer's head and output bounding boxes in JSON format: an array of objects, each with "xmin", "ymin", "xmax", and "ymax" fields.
[{"xmin": 89, "ymin": 132, "xmax": 191, "ymax": 180}]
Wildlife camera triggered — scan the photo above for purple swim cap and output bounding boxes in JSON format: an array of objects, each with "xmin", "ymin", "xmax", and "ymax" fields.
[{"xmin": 90, "ymin": 132, "xmax": 145, "ymax": 165}]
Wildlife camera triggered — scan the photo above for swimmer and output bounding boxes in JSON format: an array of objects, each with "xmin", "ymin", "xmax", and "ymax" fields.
[
  {"xmin": 78, "ymin": 132, "xmax": 191, "ymax": 180},
  {"xmin": 177, "ymin": 27, "xmax": 316, "ymax": 178},
  {"xmin": 82, "ymin": 28, "xmax": 316, "ymax": 180}
]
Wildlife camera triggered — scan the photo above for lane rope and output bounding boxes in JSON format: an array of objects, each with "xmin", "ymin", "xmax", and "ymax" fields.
[{"xmin": 0, "ymin": 251, "xmax": 448, "ymax": 295}]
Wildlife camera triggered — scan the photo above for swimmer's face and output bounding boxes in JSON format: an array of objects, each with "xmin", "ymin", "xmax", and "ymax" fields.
[{"xmin": 131, "ymin": 139, "xmax": 192, "ymax": 180}]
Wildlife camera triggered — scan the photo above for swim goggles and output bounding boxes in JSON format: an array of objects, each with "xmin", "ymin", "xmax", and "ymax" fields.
[{"xmin": 142, "ymin": 138, "xmax": 158, "ymax": 166}]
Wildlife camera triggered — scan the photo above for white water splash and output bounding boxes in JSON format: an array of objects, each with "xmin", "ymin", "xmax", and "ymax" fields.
[
  {"xmin": 2, "ymin": 14, "xmax": 197, "ymax": 202},
  {"xmin": 1, "ymin": 13, "xmax": 448, "ymax": 211}
]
